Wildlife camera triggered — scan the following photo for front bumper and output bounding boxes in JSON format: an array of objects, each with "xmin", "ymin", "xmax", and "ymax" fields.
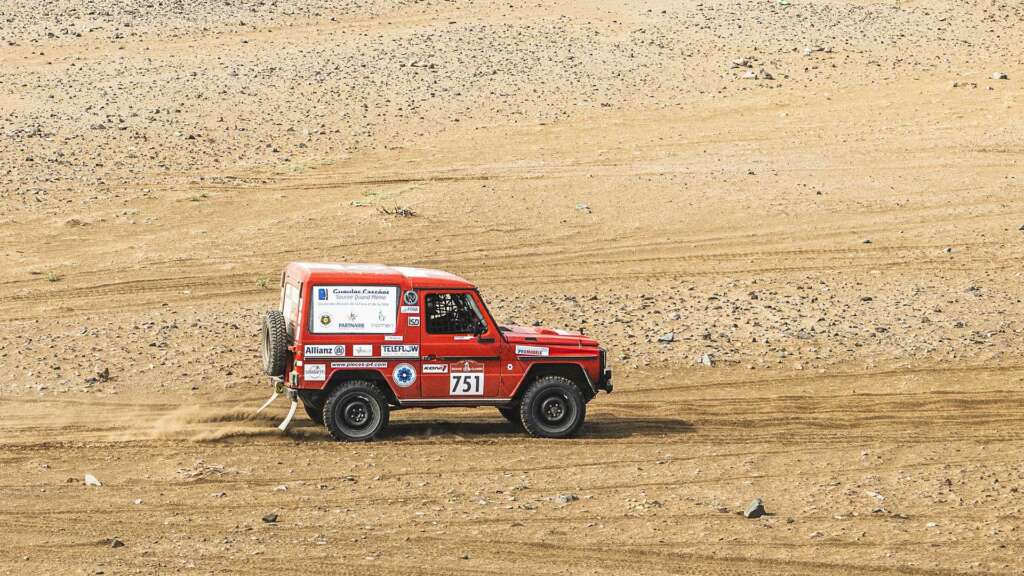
[{"xmin": 597, "ymin": 369, "xmax": 613, "ymax": 393}]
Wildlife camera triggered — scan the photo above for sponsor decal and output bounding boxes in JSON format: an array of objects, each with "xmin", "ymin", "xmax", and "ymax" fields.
[
  {"xmin": 408, "ymin": 316, "xmax": 421, "ymax": 327},
  {"xmin": 381, "ymin": 344, "xmax": 419, "ymax": 358},
  {"xmin": 403, "ymin": 290, "xmax": 419, "ymax": 305},
  {"xmin": 423, "ymin": 363, "xmax": 449, "ymax": 374},
  {"xmin": 515, "ymin": 345, "xmax": 549, "ymax": 357},
  {"xmin": 451, "ymin": 360, "xmax": 485, "ymax": 373},
  {"xmin": 352, "ymin": 344, "xmax": 372, "ymax": 357},
  {"xmin": 392, "ymin": 363, "xmax": 417, "ymax": 388},
  {"xmin": 400, "ymin": 305, "xmax": 420, "ymax": 314},
  {"xmin": 310, "ymin": 285, "xmax": 398, "ymax": 334},
  {"xmin": 384, "ymin": 335, "xmax": 404, "ymax": 341},
  {"xmin": 304, "ymin": 363, "xmax": 326, "ymax": 381},
  {"xmin": 331, "ymin": 361, "xmax": 387, "ymax": 369},
  {"xmin": 305, "ymin": 344, "xmax": 346, "ymax": 358}
]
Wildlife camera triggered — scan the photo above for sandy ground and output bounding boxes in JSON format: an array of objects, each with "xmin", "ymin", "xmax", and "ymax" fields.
[{"xmin": 1, "ymin": 1, "xmax": 1023, "ymax": 574}]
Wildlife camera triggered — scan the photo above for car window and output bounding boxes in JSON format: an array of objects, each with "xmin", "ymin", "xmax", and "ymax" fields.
[{"xmin": 425, "ymin": 293, "xmax": 485, "ymax": 334}]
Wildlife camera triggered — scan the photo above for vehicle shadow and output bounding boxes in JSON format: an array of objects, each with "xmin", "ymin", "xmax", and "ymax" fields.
[{"xmin": 375, "ymin": 414, "xmax": 694, "ymax": 440}]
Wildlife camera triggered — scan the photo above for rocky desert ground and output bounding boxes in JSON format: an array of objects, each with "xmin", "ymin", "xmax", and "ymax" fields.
[{"xmin": 2, "ymin": 0, "xmax": 1023, "ymax": 574}]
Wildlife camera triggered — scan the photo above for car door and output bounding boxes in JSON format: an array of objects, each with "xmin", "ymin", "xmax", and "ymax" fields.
[{"xmin": 418, "ymin": 290, "xmax": 502, "ymax": 399}]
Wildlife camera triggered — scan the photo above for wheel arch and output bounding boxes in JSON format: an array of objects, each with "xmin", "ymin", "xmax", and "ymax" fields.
[
  {"xmin": 513, "ymin": 362, "xmax": 596, "ymax": 402},
  {"xmin": 324, "ymin": 369, "xmax": 398, "ymax": 405}
]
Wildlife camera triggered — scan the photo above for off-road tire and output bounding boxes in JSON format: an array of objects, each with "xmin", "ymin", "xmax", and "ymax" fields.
[
  {"xmin": 322, "ymin": 380, "xmax": 390, "ymax": 441},
  {"xmin": 261, "ymin": 310, "xmax": 289, "ymax": 377},
  {"xmin": 519, "ymin": 375, "xmax": 586, "ymax": 438},
  {"xmin": 497, "ymin": 406, "xmax": 522, "ymax": 427}
]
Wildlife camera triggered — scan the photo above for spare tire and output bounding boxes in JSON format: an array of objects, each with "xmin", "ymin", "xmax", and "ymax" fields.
[{"xmin": 261, "ymin": 310, "xmax": 289, "ymax": 377}]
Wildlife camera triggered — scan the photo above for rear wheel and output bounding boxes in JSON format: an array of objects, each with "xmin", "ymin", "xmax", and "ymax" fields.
[
  {"xmin": 323, "ymin": 381, "xmax": 389, "ymax": 441},
  {"xmin": 519, "ymin": 375, "xmax": 586, "ymax": 438}
]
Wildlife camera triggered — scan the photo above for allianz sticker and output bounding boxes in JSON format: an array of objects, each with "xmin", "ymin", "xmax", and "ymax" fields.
[
  {"xmin": 392, "ymin": 363, "xmax": 417, "ymax": 388},
  {"xmin": 515, "ymin": 345, "xmax": 549, "ymax": 357},
  {"xmin": 422, "ymin": 363, "xmax": 448, "ymax": 374},
  {"xmin": 408, "ymin": 316, "xmax": 421, "ymax": 327},
  {"xmin": 331, "ymin": 361, "xmax": 387, "ymax": 369},
  {"xmin": 304, "ymin": 363, "xmax": 326, "ymax": 381},
  {"xmin": 384, "ymin": 335, "xmax": 403, "ymax": 341},
  {"xmin": 400, "ymin": 305, "xmax": 420, "ymax": 314},
  {"xmin": 305, "ymin": 344, "xmax": 346, "ymax": 358},
  {"xmin": 381, "ymin": 344, "xmax": 419, "ymax": 358},
  {"xmin": 352, "ymin": 344, "xmax": 373, "ymax": 357},
  {"xmin": 403, "ymin": 290, "xmax": 418, "ymax": 305}
]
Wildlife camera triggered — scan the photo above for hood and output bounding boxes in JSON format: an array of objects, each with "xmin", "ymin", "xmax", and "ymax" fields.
[{"xmin": 500, "ymin": 325, "xmax": 599, "ymax": 348}]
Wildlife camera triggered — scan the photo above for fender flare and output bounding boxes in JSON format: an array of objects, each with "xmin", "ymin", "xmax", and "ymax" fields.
[{"xmin": 512, "ymin": 361, "xmax": 596, "ymax": 400}]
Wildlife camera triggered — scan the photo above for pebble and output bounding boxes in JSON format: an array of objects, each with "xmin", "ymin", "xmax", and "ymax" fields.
[
  {"xmin": 84, "ymin": 474, "xmax": 102, "ymax": 487},
  {"xmin": 262, "ymin": 513, "xmax": 278, "ymax": 523},
  {"xmin": 743, "ymin": 498, "xmax": 766, "ymax": 519},
  {"xmin": 657, "ymin": 332, "xmax": 675, "ymax": 343},
  {"xmin": 991, "ymin": 72, "xmax": 1008, "ymax": 80}
]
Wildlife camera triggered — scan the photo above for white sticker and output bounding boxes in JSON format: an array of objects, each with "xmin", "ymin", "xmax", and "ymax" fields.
[
  {"xmin": 408, "ymin": 316, "xmax": 421, "ymax": 327},
  {"xmin": 515, "ymin": 345, "xmax": 549, "ymax": 356},
  {"xmin": 305, "ymin": 344, "xmax": 346, "ymax": 358},
  {"xmin": 392, "ymin": 363, "xmax": 417, "ymax": 388},
  {"xmin": 381, "ymin": 344, "xmax": 419, "ymax": 358},
  {"xmin": 352, "ymin": 344, "xmax": 373, "ymax": 357},
  {"xmin": 310, "ymin": 285, "xmax": 398, "ymax": 334},
  {"xmin": 423, "ymin": 364, "xmax": 449, "ymax": 374},
  {"xmin": 454, "ymin": 335, "xmax": 474, "ymax": 341},
  {"xmin": 304, "ymin": 364, "xmax": 326, "ymax": 381},
  {"xmin": 331, "ymin": 361, "xmax": 387, "ymax": 369},
  {"xmin": 384, "ymin": 335, "xmax": 404, "ymax": 341},
  {"xmin": 400, "ymin": 305, "xmax": 420, "ymax": 314},
  {"xmin": 449, "ymin": 372, "xmax": 484, "ymax": 395}
]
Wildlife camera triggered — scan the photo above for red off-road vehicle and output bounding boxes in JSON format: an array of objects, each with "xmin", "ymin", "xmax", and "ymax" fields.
[{"xmin": 258, "ymin": 263, "xmax": 611, "ymax": 440}]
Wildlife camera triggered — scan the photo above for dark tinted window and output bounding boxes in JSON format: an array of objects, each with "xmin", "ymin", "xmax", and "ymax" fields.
[{"xmin": 425, "ymin": 293, "xmax": 484, "ymax": 334}]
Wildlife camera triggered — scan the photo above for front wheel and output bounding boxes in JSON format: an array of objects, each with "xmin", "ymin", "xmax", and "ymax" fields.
[
  {"xmin": 519, "ymin": 376, "xmax": 586, "ymax": 438},
  {"xmin": 323, "ymin": 381, "xmax": 390, "ymax": 441}
]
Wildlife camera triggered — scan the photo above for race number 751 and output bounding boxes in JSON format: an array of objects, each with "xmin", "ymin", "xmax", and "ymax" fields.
[{"xmin": 450, "ymin": 372, "xmax": 483, "ymax": 395}]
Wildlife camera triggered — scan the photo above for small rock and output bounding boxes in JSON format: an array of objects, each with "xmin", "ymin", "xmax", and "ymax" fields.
[
  {"xmin": 697, "ymin": 353, "xmax": 715, "ymax": 367},
  {"xmin": 84, "ymin": 474, "xmax": 102, "ymax": 487},
  {"xmin": 744, "ymin": 498, "xmax": 766, "ymax": 519},
  {"xmin": 262, "ymin": 513, "xmax": 278, "ymax": 523},
  {"xmin": 554, "ymin": 494, "xmax": 579, "ymax": 505},
  {"xmin": 943, "ymin": 247, "xmax": 953, "ymax": 254},
  {"xmin": 575, "ymin": 202, "xmax": 591, "ymax": 213},
  {"xmin": 991, "ymin": 72, "xmax": 1008, "ymax": 80},
  {"xmin": 131, "ymin": 499, "xmax": 143, "ymax": 505},
  {"xmin": 109, "ymin": 538, "xmax": 125, "ymax": 548},
  {"xmin": 809, "ymin": 531, "xmax": 825, "ymax": 539},
  {"xmin": 657, "ymin": 332, "xmax": 675, "ymax": 343}
]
